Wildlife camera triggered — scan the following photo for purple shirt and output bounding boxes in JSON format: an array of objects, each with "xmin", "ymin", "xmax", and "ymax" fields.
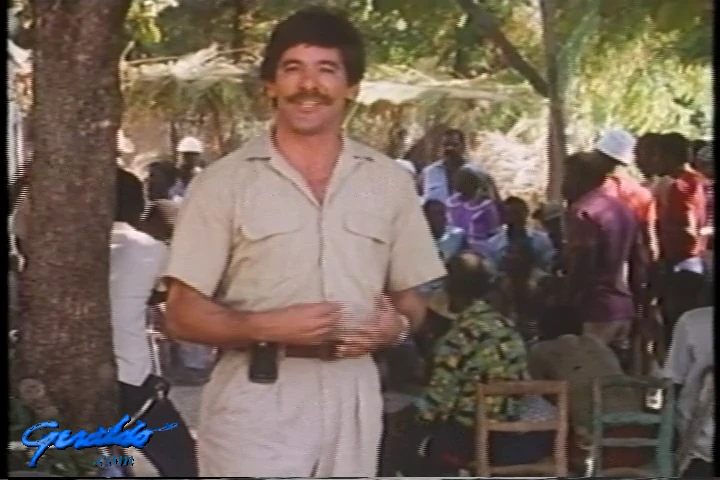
[
  {"xmin": 446, "ymin": 194, "xmax": 501, "ymax": 254},
  {"xmin": 567, "ymin": 188, "xmax": 637, "ymax": 324}
]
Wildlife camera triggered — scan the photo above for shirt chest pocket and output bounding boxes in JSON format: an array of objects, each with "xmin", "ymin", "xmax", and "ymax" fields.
[
  {"xmin": 238, "ymin": 214, "xmax": 307, "ymax": 275},
  {"xmin": 342, "ymin": 211, "xmax": 393, "ymax": 276}
]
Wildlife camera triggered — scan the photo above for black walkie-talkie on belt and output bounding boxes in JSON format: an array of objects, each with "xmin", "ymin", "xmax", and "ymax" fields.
[{"xmin": 248, "ymin": 342, "xmax": 279, "ymax": 384}]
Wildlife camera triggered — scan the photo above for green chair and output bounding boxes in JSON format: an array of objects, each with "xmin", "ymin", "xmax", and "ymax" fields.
[{"xmin": 590, "ymin": 375, "xmax": 675, "ymax": 478}]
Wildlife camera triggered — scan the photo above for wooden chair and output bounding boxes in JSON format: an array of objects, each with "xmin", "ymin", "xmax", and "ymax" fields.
[
  {"xmin": 475, "ymin": 380, "xmax": 569, "ymax": 477},
  {"xmin": 590, "ymin": 375, "xmax": 675, "ymax": 478}
]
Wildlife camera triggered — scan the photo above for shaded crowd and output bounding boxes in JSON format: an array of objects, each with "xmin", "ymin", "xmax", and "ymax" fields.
[
  {"xmin": 377, "ymin": 127, "xmax": 714, "ymax": 476},
  {"xmin": 9, "ymin": 125, "xmax": 713, "ymax": 477},
  {"xmin": 8, "ymin": 6, "xmax": 713, "ymax": 477}
]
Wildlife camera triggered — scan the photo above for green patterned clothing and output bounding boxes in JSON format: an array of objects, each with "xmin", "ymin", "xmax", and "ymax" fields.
[{"xmin": 415, "ymin": 299, "xmax": 528, "ymax": 429}]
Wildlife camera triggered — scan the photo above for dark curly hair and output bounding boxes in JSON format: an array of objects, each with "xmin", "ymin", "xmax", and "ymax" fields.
[{"xmin": 260, "ymin": 6, "xmax": 366, "ymax": 86}]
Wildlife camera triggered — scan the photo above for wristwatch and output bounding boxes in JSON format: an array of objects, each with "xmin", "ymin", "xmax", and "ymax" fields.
[{"xmin": 394, "ymin": 315, "xmax": 411, "ymax": 345}]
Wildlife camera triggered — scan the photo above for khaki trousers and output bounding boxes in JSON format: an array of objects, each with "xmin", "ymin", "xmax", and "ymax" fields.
[{"xmin": 197, "ymin": 351, "xmax": 382, "ymax": 477}]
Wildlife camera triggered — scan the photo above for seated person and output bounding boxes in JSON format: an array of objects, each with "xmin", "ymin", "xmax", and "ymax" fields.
[
  {"xmin": 400, "ymin": 252, "xmax": 553, "ymax": 474},
  {"xmin": 447, "ymin": 166, "xmax": 501, "ymax": 254},
  {"xmin": 488, "ymin": 239, "xmax": 549, "ymax": 341},
  {"xmin": 479, "ymin": 196, "xmax": 554, "ymax": 273},
  {"xmin": 417, "ymin": 199, "xmax": 466, "ymax": 297},
  {"xmin": 424, "ymin": 199, "xmax": 467, "ymax": 261},
  {"xmin": 661, "ymin": 283, "xmax": 714, "ymax": 478},
  {"xmin": 529, "ymin": 305, "xmax": 649, "ymax": 470}
]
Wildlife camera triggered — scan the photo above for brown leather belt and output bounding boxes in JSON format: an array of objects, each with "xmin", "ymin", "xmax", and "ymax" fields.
[{"xmin": 235, "ymin": 343, "xmax": 337, "ymax": 360}]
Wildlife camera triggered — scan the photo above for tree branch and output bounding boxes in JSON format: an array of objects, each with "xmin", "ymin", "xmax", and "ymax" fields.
[{"xmin": 456, "ymin": 0, "xmax": 549, "ymax": 98}]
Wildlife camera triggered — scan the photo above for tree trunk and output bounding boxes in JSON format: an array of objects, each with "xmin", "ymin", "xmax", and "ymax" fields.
[
  {"xmin": 539, "ymin": 0, "xmax": 567, "ymax": 201},
  {"xmin": 16, "ymin": 0, "xmax": 132, "ymax": 431}
]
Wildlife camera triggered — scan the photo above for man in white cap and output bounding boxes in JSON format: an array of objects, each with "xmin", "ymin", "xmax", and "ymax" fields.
[
  {"xmin": 592, "ymin": 129, "xmax": 658, "ymax": 360},
  {"xmin": 593, "ymin": 127, "xmax": 657, "ymax": 279},
  {"xmin": 170, "ymin": 136, "xmax": 205, "ymax": 201}
]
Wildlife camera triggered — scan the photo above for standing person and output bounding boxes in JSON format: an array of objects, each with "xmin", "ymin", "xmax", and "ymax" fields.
[
  {"xmin": 637, "ymin": 133, "xmax": 675, "ymax": 220},
  {"xmin": 561, "ymin": 154, "xmax": 642, "ymax": 365},
  {"xmin": 656, "ymin": 133, "xmax": 708, "ymax": 340},
  {"xmin": 111, "ymin": 169, "xmax": 197, "ymax": 477},
  {"xmin": 169, "ymin": 136, "xmax": 204, "ymax": 200},
  {"xmin": 162, "ymin": 7, "xmax": 445, "ymax": 477},
  {"xmin": 657, "ymin": 132, "xmax": 707, "ymax": 274},
  {"xmin": 421, "ymin": 128, "xmax": 483, "ymax": 203},
  {"xmin": 593, "ymin": 128, "xmax": 658, "ymax": 266},
  {"xmin": 146, "ymin": 161, "xmax": 180, "ymax": 202},
  {"xmin": 446, "ymin": 165, "xmax": 501, "ymax": 254}
]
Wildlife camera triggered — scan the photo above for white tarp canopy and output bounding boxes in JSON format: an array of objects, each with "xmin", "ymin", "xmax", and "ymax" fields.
[
  {"xmin": 356, "ymin": 79, "xmax": 520, "ymax": 106},
  {"xmin": 125, "ymin": 46, "xmax": 534, "ymax": 110}
]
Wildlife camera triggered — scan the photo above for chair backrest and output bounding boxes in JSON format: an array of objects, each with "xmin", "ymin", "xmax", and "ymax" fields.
[
  {"xmin": 475, "ymin": 380, "xmax": 569, "ymax": 477},
  {"xmin": 591, "ymin": 375, "xmax": 675, "ymax": 477}
]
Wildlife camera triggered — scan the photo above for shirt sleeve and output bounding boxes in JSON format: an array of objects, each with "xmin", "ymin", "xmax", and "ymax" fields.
[
  {"xmin": 661, "ymin": 317, "xmax": 692, "ymax": 385},
  {"xmin": 163, "ymin": 170, "xmax": 235, "ymax": 298},
  {"xmin": 387, "ymin": 175, "xmax": 446, "ymax": 292}
]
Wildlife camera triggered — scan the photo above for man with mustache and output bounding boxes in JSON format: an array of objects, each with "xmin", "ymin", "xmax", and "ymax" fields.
[
  {"xmin": 161, "ymin": 7, "xmax": 445, "ymax": 477},
  {"xmin": 421, "ymin": 128, "xmax": 484, "ymax": 203}
]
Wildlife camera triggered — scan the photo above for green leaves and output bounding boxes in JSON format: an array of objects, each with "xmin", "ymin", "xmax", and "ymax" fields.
[{"xmin": 125, "ymin": 0, "xmax": 179, "ymax": 46}]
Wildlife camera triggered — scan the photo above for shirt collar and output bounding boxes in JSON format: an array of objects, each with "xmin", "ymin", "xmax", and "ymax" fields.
[
  {"xmin": 239, "ymin": 128, "xmax": 377, "ymax": 205},
  {"xmin": 241, "ymin": 128, "xmax": 376, "ymax": 165}
]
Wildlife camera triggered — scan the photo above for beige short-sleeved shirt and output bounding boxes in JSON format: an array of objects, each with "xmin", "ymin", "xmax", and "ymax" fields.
[{"xmin": 164, "ymin": 130, "xmax": 445, "ymax": 313}]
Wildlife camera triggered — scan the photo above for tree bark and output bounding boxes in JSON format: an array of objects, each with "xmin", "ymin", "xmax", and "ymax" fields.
[
  {"xmin": 539, "ymin": 0, "xmax": 567, "ymax": 201},
  {"xmin": 17, "ymin": 0, "xmax": 132, "ymax": 431},
  {"xmin": 456, "ymin": 0, "xmax": 550, "ymax": 98}
]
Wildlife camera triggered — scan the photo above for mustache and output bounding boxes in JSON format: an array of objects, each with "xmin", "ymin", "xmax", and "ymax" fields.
[{"xmin": 286, "ymin": 90, "xmax": 333, "ymax": 105}]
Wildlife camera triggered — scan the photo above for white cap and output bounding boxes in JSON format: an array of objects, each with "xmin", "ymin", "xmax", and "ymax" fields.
[
  {"xmin": 117, "ymin": 130, "xmax": 135, "ymax": 154},
  {"xmin": 177, "ymin": 136, "xmax": 203, "ymax": 153},
  {"xmin": 395, "ymin": 159, "xmax": 416, "ymax": 176},
  {"xmin": 595, "ymin": 128, "xmax": 636, "ymax": 165}
]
